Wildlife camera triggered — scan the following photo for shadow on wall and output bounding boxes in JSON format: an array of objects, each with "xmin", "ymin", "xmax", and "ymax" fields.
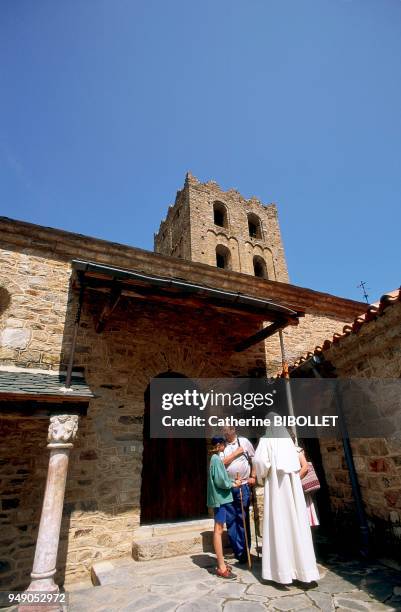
[
  {"xmin": 0, "ymin": 418, "xmax": 56, "ymax": 590},
  {"xmin": 0, "ymin": 416, "xmax": 75, "ymax": 590}
]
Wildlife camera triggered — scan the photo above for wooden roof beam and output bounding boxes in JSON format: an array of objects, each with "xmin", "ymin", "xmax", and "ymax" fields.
[
  {"xmin": 96, "ymin": 283, "xmax": 122, "ymax": 333},
  {"xmin": 234, "ymin": 318, "xmax": 298, "ymax": 352}
]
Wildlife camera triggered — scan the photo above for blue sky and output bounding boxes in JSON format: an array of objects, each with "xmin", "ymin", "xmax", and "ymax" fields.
[{"xmin": 1, "ymin": 0, "xmax": 400, "ymax": 302}]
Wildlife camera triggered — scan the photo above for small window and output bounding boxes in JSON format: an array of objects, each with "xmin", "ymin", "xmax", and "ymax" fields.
[
  {"xmin": 253, "ymin": 256, "xmax": 268, "ymax": 279},
  {"xmin": 216, "ymin": 253, "xmax": 225, "ymax": 268},
  {"xmin": 248, "ymin": 213, "xmax": 262, "ymax": 239},
  {"xmin": 216, "ymin": 245, "xmax": 231, "ymax": 269},
  {"xmin": 213, "ymin": 201, "xmax": 228, "ymax": 228}
]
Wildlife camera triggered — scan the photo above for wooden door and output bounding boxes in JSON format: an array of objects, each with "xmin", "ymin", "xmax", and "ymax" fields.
[{"xmin": 140, "ymin": 376, "xmax": 207, "ymax": 524}]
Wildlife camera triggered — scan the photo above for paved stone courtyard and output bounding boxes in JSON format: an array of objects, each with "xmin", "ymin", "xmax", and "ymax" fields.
[{"xmin": 65, "ymin": 550, "xmax": 401, "ymax": 612}]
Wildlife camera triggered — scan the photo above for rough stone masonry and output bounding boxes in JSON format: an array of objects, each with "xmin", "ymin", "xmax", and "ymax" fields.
[
  {"xmin": 318, "ymin": 297, "xmax": 401, "ymax": 556},
  {"xmin": 0, "ymin": 177, "xmax": 365, "ymax": 590}
]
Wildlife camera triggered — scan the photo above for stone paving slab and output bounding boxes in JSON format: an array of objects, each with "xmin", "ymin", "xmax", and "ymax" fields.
[
  {"xmin": 306, "ymin": 590, "xmax": 335, "ymax": 612},
  {"xmin": 175, "ymin": 596, "xmax": 225, "ymax": 612},
  {"xmin": 247, "ymin": 583, "xmax": 302, "ymax": 598},
  {"xmin": 67, "ymin": 552, "xmax": 401, "ymax": 612},
  {"xmin": 266, "ymin": 593, "xmax": 315, "ymax": 610},
  {"xmin": 223, "ymin": 602, "xmax": 266, "ymax": 612}
]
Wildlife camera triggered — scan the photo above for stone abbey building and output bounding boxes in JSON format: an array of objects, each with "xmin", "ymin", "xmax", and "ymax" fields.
[{"xmin": 1, "ymin": 173, "xmax": 399, "ymax": 592}]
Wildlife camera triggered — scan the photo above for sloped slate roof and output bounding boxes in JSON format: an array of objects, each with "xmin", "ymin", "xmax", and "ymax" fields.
[{"xmin": 0, "ymin": 367, "xmax": 94, "ymax": 400}]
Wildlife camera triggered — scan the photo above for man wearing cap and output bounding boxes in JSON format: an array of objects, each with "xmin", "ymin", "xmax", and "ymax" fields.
[{"xmin": 220, "ymin": 426, "xmax": 256, "ymax": 563}]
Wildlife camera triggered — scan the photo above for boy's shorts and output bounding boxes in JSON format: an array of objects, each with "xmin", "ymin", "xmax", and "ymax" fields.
[{"xmin": 214, "ymin": 504, "xmax": 228, "ymax": 525}]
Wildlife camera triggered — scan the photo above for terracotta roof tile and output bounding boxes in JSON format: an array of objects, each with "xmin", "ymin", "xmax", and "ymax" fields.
[{"xmin": 290, "ymin": 287, "xmax": 401, "ymax": 370}]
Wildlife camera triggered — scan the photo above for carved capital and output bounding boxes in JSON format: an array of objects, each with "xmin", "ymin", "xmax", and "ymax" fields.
[{"xmin": 48, "ymin": 414, "xmax": 79, "ymax": 446}]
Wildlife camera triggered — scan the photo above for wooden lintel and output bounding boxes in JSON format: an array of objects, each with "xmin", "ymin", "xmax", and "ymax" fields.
[
  {"xmin": 86, "ymin": 285, "xmax": 282, "ymax": 323},
  {"xmin": 234, "ymin": 319, "xmax": 293, "ymax": 352},
  {"xmin": 96, "ymin": 284, "xmax": 122, "ymax": 333}
]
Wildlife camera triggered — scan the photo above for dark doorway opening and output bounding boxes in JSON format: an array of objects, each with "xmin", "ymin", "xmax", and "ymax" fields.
[{"xmin": 140, "ymin": 372, "xmax": 208, "ymax": 524}]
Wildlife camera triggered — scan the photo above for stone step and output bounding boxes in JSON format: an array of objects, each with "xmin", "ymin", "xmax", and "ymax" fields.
[
  {"xmin": 91, "ymin": 552, "xmax": 221, "ymax": 587},
  {"xmin": 132, "ymin": 528, "xmax": 230, "ymax": 562},
  {"xmin": 133, "ymin": 518, "xmax": 214, "ymax": 538}
]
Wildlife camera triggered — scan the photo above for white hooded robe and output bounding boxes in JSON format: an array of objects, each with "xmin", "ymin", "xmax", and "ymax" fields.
[{"xmin": 253, "ymin": 430, "xmax": 320, "ymax": 584}]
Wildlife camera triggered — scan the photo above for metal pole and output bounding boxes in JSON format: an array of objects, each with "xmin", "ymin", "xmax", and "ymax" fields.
[
  {"xmin": 65, "ymin": 283, "xmax": 85, "ymax": 389},
  {"xmin": 250, "ymin": 486, "xmax": 260, "ymax": 558},
  {"xmin": 278, "ymin": 329, "xmax": 297, "ymax": 444},
  {"xmin": 311, "ymin": 366, "xmax": 369, "ymax": 557},
  {"xmin": 237, "ymin": 472, "xmax": 252, "ymax": 569},
  {"xmin": 335, "ymin": 382, "xmax": 370, "ymax": 557}
]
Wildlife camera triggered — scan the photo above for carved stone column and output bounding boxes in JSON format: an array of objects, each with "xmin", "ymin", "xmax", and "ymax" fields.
[{"xmin": 27, "ymin": 414, "xmax": 79, "ymax": 594}]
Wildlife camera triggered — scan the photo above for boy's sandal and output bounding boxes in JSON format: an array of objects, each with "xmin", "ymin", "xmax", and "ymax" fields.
[{"xmin": 216, "ymin": 567, "xmax": 236, "ymax": 579}]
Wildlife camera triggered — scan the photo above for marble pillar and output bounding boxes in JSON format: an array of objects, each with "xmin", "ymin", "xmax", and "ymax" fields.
[{"xmin": 27, "ymin": 414, "xmax": 79, "ymax": 593}]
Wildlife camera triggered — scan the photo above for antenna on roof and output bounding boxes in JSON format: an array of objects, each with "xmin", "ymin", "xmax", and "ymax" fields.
[{"xmin": 357, "ymin": 281, "xmax": 370, "ymax": 304}]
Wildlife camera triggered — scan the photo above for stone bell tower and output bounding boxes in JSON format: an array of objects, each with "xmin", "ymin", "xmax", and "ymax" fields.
[{"xmin": 154, "ymin": 172, "xmax": 289, "ymax": 283}]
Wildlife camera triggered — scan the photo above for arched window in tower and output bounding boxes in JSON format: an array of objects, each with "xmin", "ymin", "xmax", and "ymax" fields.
[
  {"xmin": 253, "ymin": 256, "xmax": 268, "ymax": 279},
  {"xmin": 216, "ymin": 245, "xmax": 231, "ymax": 270},
  {"xmin": 213, "ymin": 201, "xmax": 228, "ymax": 228},
  {"xmin": 248, "ymin": 213, "xmax": 262, "ymax": 239}
]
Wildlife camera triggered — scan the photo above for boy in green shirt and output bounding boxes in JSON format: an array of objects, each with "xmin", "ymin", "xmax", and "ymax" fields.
[{"xmin": 207, "ymin": 436, "xmax": 241, "ymax": 579}]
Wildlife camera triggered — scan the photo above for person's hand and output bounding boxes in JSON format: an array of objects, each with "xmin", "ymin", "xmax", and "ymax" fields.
[
  {"xmin": 236, "ymin": 446, "xmax": 244, "ymax": 457},
  {"xmin": 233, "ymin": 478, "xmax": 242, "ymax": 487},
  {"xmin": 247, "ymin": 477, "xmax": 256, "ymax": 487}
]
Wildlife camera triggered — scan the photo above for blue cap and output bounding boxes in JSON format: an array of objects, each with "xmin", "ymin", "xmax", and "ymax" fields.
[{"xmin": 211, "ymin": 436, "xmax": 225, "ymax": 446}]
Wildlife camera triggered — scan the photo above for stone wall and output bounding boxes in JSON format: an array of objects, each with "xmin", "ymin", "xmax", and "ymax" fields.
[
  {"xmin": 0, "ymin": 218, "xmax": 366, "ymax": 587},
  {"xmin": 319, "ymin": 299, "xmax": 401, "ymax": 553},
  {"xmin": 0, "ymin": 418, "xmax": 49, "ymax": 590},
  {"xmin": 153, "ymin": 184, "xmax": 192, "ymax": 260},
  {"xmin": 0, "ymin": 246, "xmax": 269, "ymax": 587},
  {"xmin": 0, "ymin": 250, "xmax": 72, "ymax": 370},
  {"xmin": 0, "ymin": 215, "xmax": 365, "ymax": 323},
  {"xmin": 154, "ymin": 173, "xmax": 289, "ymax": 282},
  {"xmin": 264, "ymin": 312, "xmax": 353, "ymax": 376}
]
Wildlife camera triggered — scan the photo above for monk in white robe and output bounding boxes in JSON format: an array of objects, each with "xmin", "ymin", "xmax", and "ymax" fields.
[{"xmin": 253, "ymin": 417, "xmax": 320, "ymax": 584}]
